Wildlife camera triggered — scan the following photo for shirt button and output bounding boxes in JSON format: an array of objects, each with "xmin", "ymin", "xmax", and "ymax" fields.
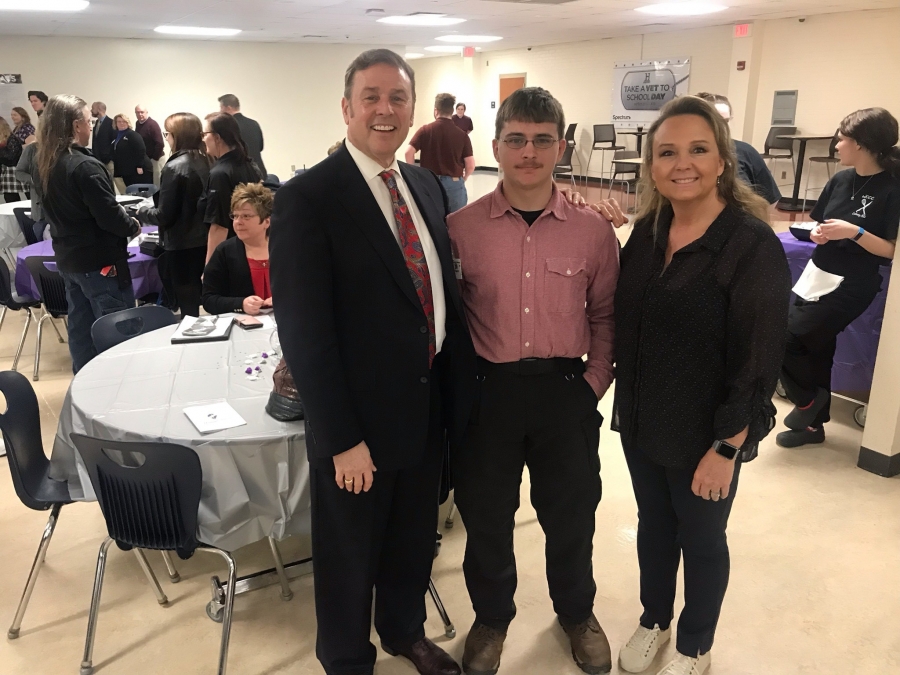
[
  {"xmin": 524, "ymin": 307, "xmax": 530, "ymax": 313},
  {"xmin": 526, "ymin": 236, "xmax": 531, "ymax": 242},
  {"xmin": 525, "ymin": 272, "xmax": 531, "ymax": 278},
  {"xmin": 567, "ymin": 269, "xmax": 571, "ymax": 275},
  {"xmin": 525, "ymin": 341, "xmax": 530, "ymax": 347},
  {"xmin": 420, "ymin": 326, "xmax": 427, "ymax": 333},
  {"xmin": 420, "ymin": 376, "xmax": 428, "ymax": 384}
]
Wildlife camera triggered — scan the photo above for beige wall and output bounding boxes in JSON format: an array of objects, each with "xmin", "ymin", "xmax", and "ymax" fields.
[{"xmin": 0, "ymin": 36, "xmax": 397, "ymax": 179}]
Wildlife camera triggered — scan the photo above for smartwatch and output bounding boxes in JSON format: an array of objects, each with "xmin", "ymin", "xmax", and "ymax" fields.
[
  {"xmin": 712, "ymin": 439, "xmax": 740, "ymax": 460},
  {"xmin": 853, "ymin": 226, "xmax": 865, "ymax": 242}
]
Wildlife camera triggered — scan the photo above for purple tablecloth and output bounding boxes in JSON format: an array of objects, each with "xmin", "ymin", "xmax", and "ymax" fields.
[
  {"xmin": 14, "ymin": 227, "xmax": 163, "ymax": 301},
  {"xmin": 778, "ymin": 231, "xmax": 891, "ymax": 399}
]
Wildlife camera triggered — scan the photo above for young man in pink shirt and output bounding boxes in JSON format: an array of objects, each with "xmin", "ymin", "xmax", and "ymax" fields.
[{"xmin": 447, "ymin": 88, "xmax": 619, "ymax": 675}]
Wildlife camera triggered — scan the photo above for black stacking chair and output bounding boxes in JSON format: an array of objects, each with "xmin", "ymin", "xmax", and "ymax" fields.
[
  {"xmin": 607, "ymin": 150, "xmax": 641, "ymax": 210},
  {"xmin": 802, "ymin": 130, "xmax": 841, "ymax": 211},
  {"xmin": 759, "ymin": 126, "xmax": 798, "ymax": 181},
  {"xmin": 562, "ymin": 123, "xmax": 582, "ymax": 177},
  {"xmin": 12, "ymin": 207, "xmax": 39, "ymax": 246},
  {"xmin": 124, "ymin": 183, "xmax": 158, "ymax": 198},
  {"xmin": 586, "ymin": 124, "xmax": 625, "ymax": 187},
  {"xmin": 0, "ymin": 370, "xmax": 74, "ymax": 639},
  {"xmin": 0, "ymin": 263, "xmax": 40, "ymax": 373},
  {"xmin": 23, "ymin": 256, "xmax": 68, "ymax": 381},
  {"xmin": 91, "ymin": 305, "xmax": 178, "ymax": 354},
  {"xmin": 70, "ymin": 434, "xmax": 238, "ymax": 675},
  {"xmin": 553, "ymin": 145, "xmax": 577, "ymax": 190},
  {"xmin": 265, "ymin": 173, "xmax": 280, "ymax": 184}
]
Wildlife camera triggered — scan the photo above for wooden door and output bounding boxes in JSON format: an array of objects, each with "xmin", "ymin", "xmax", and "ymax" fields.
[{"xmin": 499, "ymin": 75, "xmax": 526, "ymax": 103}]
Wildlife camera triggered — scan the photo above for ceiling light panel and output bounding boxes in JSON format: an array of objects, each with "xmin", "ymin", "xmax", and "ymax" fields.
[
  {"xmin": 635, "ymin": 3, "xmax": 728, "ymax": 16},
  {"xmin": 435, "ymin": 35, "xmax": 503, "ymax": 43},
  {"xmin": 154, "ymin": 26, "xmax": 242, "ymax": 36}
]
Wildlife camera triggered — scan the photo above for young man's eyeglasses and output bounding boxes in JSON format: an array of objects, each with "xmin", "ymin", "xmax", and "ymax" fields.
[{"xmin": 501, "ymin": 136, "xmax": 559, "ymax": 150}]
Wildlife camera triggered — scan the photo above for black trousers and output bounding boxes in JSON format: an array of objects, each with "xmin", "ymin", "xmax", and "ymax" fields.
[
  {"xmin": 159, "ymin": 247, "xmax": 205, "ymax": 316},
  {"xmin": 781, "ymin": 281, "xmax": 878, "ymax": 426},
  {"xmin": 453, "ymin": 358, "xmax": 603, "ymax": 631},
  {"xmin": 310, "ymin": 364, "xmax": 444, "ymax": 675},
  {"xmin": 623, "ymin": 442, "xmax": 741, "ymax": 657}
]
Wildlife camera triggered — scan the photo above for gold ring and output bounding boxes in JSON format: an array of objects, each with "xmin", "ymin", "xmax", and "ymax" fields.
[{"xmin": 344, "ymin": 478, "xmax": 354, "ymax": 485}]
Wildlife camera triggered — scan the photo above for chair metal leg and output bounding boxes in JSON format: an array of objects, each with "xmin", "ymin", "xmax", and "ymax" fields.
[
  {"xmin": 0, "ymin": 305, "xmax": 7, "ymax": 333},
  {"xmin": 48, "ymin": 315, "xmax": 66, "ymax": 343},
  {"xmin": 11, "ymin": 308, "xmax": 32, "ymax": 372},
  {"xmin": 428, "ymin": 578, "xmax": 456, "ymax": 639},
  {"xmin": 160, "ymin": 550, "xmax": 180, "ymax": 583},
  {"xmin": 444, "ymin": 493, "xmax": 456, "ymax": 529},
  {"xmin": 133, "ymin": 549, "xmax": 168, "ymax": 605},
  {"xmin": 196, "ymin": 548, "xmax": 238, "ymax": 675},
  {"xmin": 267, "ymin": 537, "xmax": 294, "ymax": 601},
  {"xmin": 8, "ymin": 503, "xmax": 63, "ymax": 639},
  {"xmin": 80, "ymin": 537, "xmax": 115, "ymax": 675},
  {"xmin": 585, "ymin": 146, "xmax": 595, "ymax": 188},
  {"xmin": 33, "ymin": 313, "xmax": 49, "ymax": 381},
  {"xmin": 802, "ymin": 160, "xmax": 813, "ymax": 212}
]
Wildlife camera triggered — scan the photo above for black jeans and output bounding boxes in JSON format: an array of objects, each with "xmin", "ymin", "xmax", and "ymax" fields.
[
  {"xmin": 623, "ymin": 442, "xmax": 741, "ymax": 657},
  {"xmin": 781, "ymin": 281, "xmax": 878, "ymax": 426},
  {"xmin": 453, "ymin": 358, "xmax": 603, "ymax": 631}
]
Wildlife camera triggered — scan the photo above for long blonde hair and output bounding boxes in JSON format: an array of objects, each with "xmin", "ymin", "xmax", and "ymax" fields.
[
  {"xmin": 636, "ymin": 96, "xmax": 769, "ymax": 229},
  {"xmin": 0, "ymin": 117, "xmax": 11, "ymax": 145},
  {"xmin": 37, "ymin": 94, "xmax": 88, "ymax": 192}
]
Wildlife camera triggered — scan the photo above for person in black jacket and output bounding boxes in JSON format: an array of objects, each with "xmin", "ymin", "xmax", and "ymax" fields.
[
  {"xmin": 137, "ymin": 112, "xmax": 211, "ymax": 317},
  {"xmin": 218, "ymin": 94, "xmax": 267, "ymax": 178},
  {"xmin": 201, "ymin": 111, "xmax": 262, "ymax": 262},
  {"xmin": 202, "ymin": 182, "xmax": 273, "ymax": 315},
  {"xmin": 90, "ymin": 102, "xmax": 116, "ymax": 170},
  {"xmin": 111, "ymin": 113, "xmax": 152, "ymax": 192},
  {"xmin": 38, "ymin": 95, "xmax": 140, "ymax": 372}
]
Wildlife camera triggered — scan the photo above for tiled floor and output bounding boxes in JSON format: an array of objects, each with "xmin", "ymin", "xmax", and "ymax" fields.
[{"xmin": 1, "ymin": 172, "xmax": 898, "ymax": 675}]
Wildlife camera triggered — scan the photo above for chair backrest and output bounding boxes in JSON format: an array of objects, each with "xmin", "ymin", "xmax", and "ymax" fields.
[
  {"xmin": 828, "ymin": 129, "xmax": 840, "ymax": 157},
  {"xmin": 612, "ymin": 150, "xmax": 640, "ymax": 175},
  {"xmin": 764, "ymin": 126, "xmax": 797, "ymax": 152},
  {"xmin": 125, "ymin": 183, "xmax": 158, "ymax": 197},
  {"xmin": 0, "ymin": 261, "xmax": 16, "ymax": 308},
  {"xmin": 555, "ymin": 145, "xmax": 575, "ymax": 168},
  {"xmin": 0, "ymin": 370, "xmax": 61, "ymax": 510},
  {"xmin": 24, "ymin": 256, "xmax": 68, "ymax": 317},
  {"xmin": 91, "ymin": 305, "xmax": 178, "ymax": 354},
  {"xmin": 564, "ymin": 123, "xmax": 577, "ymax": 143},
  {"xmin": 265, "ymin": 173, "xmax": 280, "ymax": 184},
  {"xmin": 593, "ymin": 124, "xmax": 616, "ymax": 144},
  {"xmin": 70, "ymin": 434, "xmax": 203, "ymax": 554},
  {"xmin": 12, "ymin": 208, "xmax": 38, "ymax": 246}
]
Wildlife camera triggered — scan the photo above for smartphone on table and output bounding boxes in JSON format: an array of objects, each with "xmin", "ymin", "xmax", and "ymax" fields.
[{"xmin": 234, "ymin": 316, "xmax": 264, "ymax": 330}]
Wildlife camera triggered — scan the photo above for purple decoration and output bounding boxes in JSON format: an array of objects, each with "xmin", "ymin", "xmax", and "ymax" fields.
[
  {"xmin": 245, "ymin": 367, "xmax": 253, "ymax": 374},
  {"xmin": 261, "ymin": 352, "xmax": 269, "ymax": 359}
]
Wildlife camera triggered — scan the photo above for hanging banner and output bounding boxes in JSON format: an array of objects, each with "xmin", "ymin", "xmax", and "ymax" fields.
[
  {"xmin": 0, "ymin": 74, "xmax": 27, "ymax": 125},
  {"xmin": 612, "ymin": 58, "xmax": 691, "ymax": 128}
]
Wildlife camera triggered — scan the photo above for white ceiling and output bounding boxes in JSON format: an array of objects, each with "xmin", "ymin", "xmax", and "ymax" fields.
[{"xmin": 2, "ymin": 0, "xmax": 899, "ymax": 54}]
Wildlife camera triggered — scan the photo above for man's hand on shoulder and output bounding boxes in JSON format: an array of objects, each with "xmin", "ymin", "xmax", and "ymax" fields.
[{"xmin": 333, "ymin": 441, "xmax": 377, "ymax": 494}]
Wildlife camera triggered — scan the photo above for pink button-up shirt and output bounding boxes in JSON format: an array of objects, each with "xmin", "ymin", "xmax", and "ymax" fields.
[{"xmin": 447, "ymin": 182, "xmax": 619, "ymax": 398}]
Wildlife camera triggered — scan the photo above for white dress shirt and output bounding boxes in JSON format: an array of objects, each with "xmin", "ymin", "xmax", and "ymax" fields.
[{"xmin": 345, "ymin": 139, "xmax": 447, "ymax": 353}]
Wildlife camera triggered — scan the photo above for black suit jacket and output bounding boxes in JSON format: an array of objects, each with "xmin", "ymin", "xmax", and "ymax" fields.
[
  {"xmin": 233, "ymin": 113, "xmax": 267, "ymax": 178},
  {"xmin": 270, "ymin": 144, "xmax": 476, "ymax": 471},
  {"xmin": 92, "ymin": 116, "xmax": 115, "ymax": 164},
  {"xmin": 201, "ymin": 236, "xmax": 255, "ymax": 315},
  {"xmin": 112, "ymin": 130, "xmax": 152, "ymax": 179}
]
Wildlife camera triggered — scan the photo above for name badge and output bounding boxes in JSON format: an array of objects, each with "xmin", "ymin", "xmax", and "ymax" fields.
[{"xmin": 453, "ymin": 257, "xmax": 463, "ymax": 280}]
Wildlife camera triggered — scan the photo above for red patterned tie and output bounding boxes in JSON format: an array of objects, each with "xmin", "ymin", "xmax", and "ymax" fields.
[{"xmin": 379, "ymin": 170, "xmax": 436, "ymax": 366}]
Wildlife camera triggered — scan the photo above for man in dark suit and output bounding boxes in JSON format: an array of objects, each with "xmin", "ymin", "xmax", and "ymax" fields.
[
  {"xmin": 270, "ymin": 49, "xmax": 475, "ymax": 675},
  {"xmin": 218, "ymin": 93, "xmax": 267, "ymax": 178},
  {"xmin": 90, "ymin": 101, "xmax": 115, "ymax": 174}
]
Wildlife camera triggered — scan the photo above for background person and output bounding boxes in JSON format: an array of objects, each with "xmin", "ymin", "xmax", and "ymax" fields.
[
  {"xmin": 15, "ymin": 142, "xmax": 47, "ymax": 239},
  {"xmin": 0, "ymin": 116, "xmax": 26, "ymax": 202},
  {"xmin": 777, "ymin": 107, "xmax": 900, "ymax": 448},
  {"xmin": 28, "ymin": 90, "xmax": 48, "ymax": 118},
  {"xmin": 405, "ymin": 92, "xmax": 474, "ymax": 212},
  {"xmin": 218, "ymin": 94, "xmax": 267, "ymax": 178},
  {"xmin": 10, "ymin": 107, "xmax": 36, "ymax": 144},
  {"xmin": 111, "ymin": 113, "xmax": 152, "ymax": 192},
  {"xmin": 39, "ymin": 94, "xmax": 140, "ymax": 372},
  {"xmin": 135, "ymin": 104, "xmax": 165, "ymax": 185},
  {"xmin": 90, "ymin": 101, "xmax": 115, "ymax": 172},
  {"xmin": 612, "ymin": 96, "xmax": 790, "ymax": 675},
  {"xmin": 202, "ymin": 182, "xmax": 273, "ymax": 316},
  {"xmin": 201, "ymin": 111, "xmax": 263, "ymax": 262},
  {"xmin": 452, "ymin": 102, "xmax": 473, "ymax": 135},
  {"xmin": 136, "ymin": 112, "xmax": 211, "ymax": 317}
]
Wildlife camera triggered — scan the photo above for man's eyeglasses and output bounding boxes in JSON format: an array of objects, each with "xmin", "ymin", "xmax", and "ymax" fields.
[{"xmin": 501, "ymin": 136, "xmax": 559, "ymax": 150}]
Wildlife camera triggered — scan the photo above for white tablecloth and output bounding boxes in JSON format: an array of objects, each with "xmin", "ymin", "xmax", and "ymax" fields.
[{"xmin": 50, "ymin": 317, "xmax": 310, "ymax": 552}]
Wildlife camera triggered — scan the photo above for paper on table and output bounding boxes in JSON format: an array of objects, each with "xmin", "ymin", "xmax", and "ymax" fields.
[
  {"xmin": 792, "ymin": 259, "xmax": 844, "ymax": 302},
  {"xmin": 183, "ymin": 402, "xmax": 247, "ymax": 434}
]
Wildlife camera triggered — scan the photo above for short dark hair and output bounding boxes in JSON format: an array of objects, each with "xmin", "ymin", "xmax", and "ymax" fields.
[
  {"xmin": 28, "ymin": 90, "xmax": 48, "ymax": 104},
  {"xmin": 840, "ymin": 107, "xmax": 900, "ymax": 177},
  {"xmin": 218, "ymin": 94, "xmax": 240, "ymax": 109},
  {"xmin": 344, "ymin": 49, "xmax": 416, "ymax": 103},
  {"xmin": 456, "ymin": 102, "xmax": 466, "ymax": 111},
  {"xmin": 494, "ymin": 87, "xmax": 565, "ymax": 140},
  {"xmin": 435, "ymin": 93, "xmax": 456, "ymax": 116}
]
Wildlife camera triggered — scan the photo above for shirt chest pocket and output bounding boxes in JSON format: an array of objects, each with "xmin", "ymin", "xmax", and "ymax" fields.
[{"xmin": 544, "ymin": 257, "xmax": 588, "ymax": 313}]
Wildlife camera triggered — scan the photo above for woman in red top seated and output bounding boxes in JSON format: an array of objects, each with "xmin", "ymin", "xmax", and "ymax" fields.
[{"xmin": 201, "ymin": 182, "xmax": 274, "ymax": 315}]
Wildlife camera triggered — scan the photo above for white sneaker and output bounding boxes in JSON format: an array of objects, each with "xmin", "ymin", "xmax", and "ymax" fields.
[
  {"xmin": 656, "ymin": 650, "xmax": 711, "ymax": 675},
  {"xmin": 618, "ymin": 624, "xmax": 672, "ymax": 672}
]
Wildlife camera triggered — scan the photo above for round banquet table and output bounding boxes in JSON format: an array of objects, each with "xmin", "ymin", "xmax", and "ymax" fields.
[
  {"xmin": 777, "ymin": 231, "xmax": 891, "ymax": 399},
  {"xmin": 49, "ymin": 316, "xmax": 310, "ymax": 552}
]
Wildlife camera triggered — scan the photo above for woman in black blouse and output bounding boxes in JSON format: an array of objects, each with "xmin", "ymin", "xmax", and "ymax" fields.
[
  {"xmin": 111, "ymin": 113, "xmax": 152, "ymax": 191},
  {"xmin": 778, "ymin": 108, "xmax": 900, "ymax": 448},
  {"xmin": 609, "ymin": 97, "xmax": 790, "ymax": 675}
]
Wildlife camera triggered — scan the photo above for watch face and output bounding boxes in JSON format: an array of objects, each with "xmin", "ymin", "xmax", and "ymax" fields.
[{"xmin": 715, "ymin": 441, "xmax": 739, "ymax": 459}]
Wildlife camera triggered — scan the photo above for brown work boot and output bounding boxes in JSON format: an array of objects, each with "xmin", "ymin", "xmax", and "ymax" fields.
[
  {"xmin": 265, "ymin": 358, "xmax": 304, "ymax": 421},
  {"xmin": 462, "ymin": 622, "xmax": 506, "ymax": 675},
  {"xmin": 559, "ymin": 614, "xmax": 612, "ymax": 674}
]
